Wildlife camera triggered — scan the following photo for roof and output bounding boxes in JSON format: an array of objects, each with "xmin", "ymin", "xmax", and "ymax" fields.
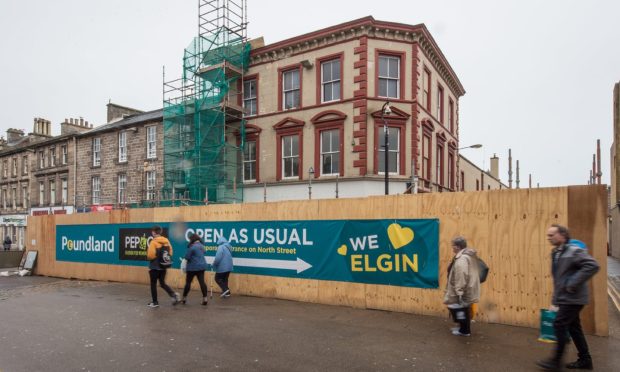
[{"xmin": 82, "ymin": 109, "xmax": 163, "ymax": 136}]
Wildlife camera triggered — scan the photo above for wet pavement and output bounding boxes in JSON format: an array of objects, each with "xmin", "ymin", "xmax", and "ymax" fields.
[{"xmin": 1, "ymin": 275, "xmax": 619, "ymax": 372}]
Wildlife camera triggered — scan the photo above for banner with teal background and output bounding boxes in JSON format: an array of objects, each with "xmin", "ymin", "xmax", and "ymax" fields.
[{"xmin": 56, "ymin": 219, "xmax": 439, "ymax": 288}]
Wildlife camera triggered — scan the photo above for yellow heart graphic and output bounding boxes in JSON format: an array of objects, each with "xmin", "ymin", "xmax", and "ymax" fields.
[
  {"xmin": 337, "ymin": 244, "xmax": 347, "ymax": 256},
  {"xmin": 387, "ymin": 223, "xmax": 414, "ymax": 249}
]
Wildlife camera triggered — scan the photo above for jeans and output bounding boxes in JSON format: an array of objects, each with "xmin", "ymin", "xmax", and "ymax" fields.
[
  {"xmin": 183, "ymin": 270, "xmax": 208, "ymax": 297},
  {"xmin": 149, "ymin": 269, "xmax": 175, "ymax": 303},
  {"xmin": 215, "ymin": 271, "xmax": 231, "ymax": 293},
  {"xmin": 553, "ymin": 304, "xmax": 591, "ymax": 362}
]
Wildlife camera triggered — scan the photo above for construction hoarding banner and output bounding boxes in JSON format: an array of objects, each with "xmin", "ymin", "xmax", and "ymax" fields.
[{"xmin": 56, "ymin": 219, "xmax": 439, "ymax": 288}]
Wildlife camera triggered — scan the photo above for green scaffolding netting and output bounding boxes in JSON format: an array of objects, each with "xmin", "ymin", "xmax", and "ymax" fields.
[{"xmin": 162, "ymin": 28, "xmax": 250, "ymax": 206}]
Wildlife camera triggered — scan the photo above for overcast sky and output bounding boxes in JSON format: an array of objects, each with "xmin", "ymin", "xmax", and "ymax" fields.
[{"xmin": 1, "ymin": 0, "xmax": 618, "ymax": 187}]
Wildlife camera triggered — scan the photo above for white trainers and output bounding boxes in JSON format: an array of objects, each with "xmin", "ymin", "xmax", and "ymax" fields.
[
  {"xmin": 451, "ymin": 329, "xmax": 471, "ymax": 337},
  {"xmin": 172, "ymin": 293, "xmax": 181, "ymax": 306},
  {"xmin": 220, "ymin": 289, "xmax": 231, "ymax": 298},
  {"xmin": 147, "ymin": 302, "xmax": 159, "ymax": 308}
]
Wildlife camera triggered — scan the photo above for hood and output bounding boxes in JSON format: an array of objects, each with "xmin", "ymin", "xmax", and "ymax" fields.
[
  {"xmin": 152, "ymin": 236, "xmax": 169, "ymax": 244},
  {"xmin": 217, "ymin": 236, "xmax": 229, "ymax": 245},
  {"xmin": 459, "ymin": 247, "xmax": 478, "ymax": 258}
]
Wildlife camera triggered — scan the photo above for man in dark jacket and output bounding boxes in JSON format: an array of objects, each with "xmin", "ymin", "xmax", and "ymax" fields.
[{"xmin": 537, "ymin": 224, "xmax": 599, "ymax": 371}]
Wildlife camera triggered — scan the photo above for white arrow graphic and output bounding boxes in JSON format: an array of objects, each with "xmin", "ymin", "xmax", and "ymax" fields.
[{"xmin": 204, "ymin": 256, "xmax": 312, "ymax": 274}]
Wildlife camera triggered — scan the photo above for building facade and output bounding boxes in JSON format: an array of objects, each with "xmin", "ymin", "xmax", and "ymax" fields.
[
  {"xmin": 238, "ymin": 17, "xmax": 465, "ymax": 202},
  {"xmin": 610, "ymin": 83, "xmax": 620, "ymax": 258},
  {"xmin": 74, "ymin": 105, "xmax": 164, "ymax": 209}
]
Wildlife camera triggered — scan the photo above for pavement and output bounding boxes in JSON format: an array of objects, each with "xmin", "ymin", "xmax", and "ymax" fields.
[{"xmin": 1, "ymin": 273, "xmax": 619, "ymax": 372}]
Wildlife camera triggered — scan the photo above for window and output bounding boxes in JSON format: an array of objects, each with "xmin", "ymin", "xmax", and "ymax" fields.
[
  {"xmin": 92, "ymin": 177, "xmax": 100, "ymax": 205},
  {"xmin": 476, "ymin": 179, "xmax": 480, "ymax": 191},
  {"xmin": 320, "ymin": 129, "xmax": 340, "ymax": 175},
  {"xmin": 118, "ymin": 132, "xmax": 127, "ymax": 162},
  {"xmin": 423, "ymin": 68, "xmax": 431, "ymax": 111},
  {"xmin": 422, "ymin": 134, "xmax": 431, "ymax": 180},
  {"xmin": 93, "ymin": 138, "xmax": 101, "ymax": 166},
  {"xmin": 448, "ymin": 153, "xmax": 455, "ymax": 190},
  {"xmin": 11, "ymin": 187, "xmax": 16, "ymax": 210},
  {"xmin": 118, "ymin": 174, "xmax": 127, "ymax": 204},
  {"xmin": 147, "ymin": 126, "xmax": 156, "ymax": 159},
  {"xmin": 282, "ymin": 69, "xmax": 300, "ymax": 110},
  {"xmin": 378, "ymin": 55, "xmax": 400, "ymax": 98},
  {"xmin": 0, "ymin": 161, "xmax": 5, "ymax": 178},
  {"xmin": 49, "ymin": 148, "xmax": 56, "ymax": 167},
  {"xmin": 460, "ymin": 171, "xmax": 465, "ymax": 191},
  {"xmin": 243, "ymin": 79, "xmax": 257, "ymax": 116},
  {"xmin": 436, "ymin": 144, "xmax": 444, "ymax": 186},
  {"xmin": 22, "ymin": 185, "xmax": 27, "ymax": 208},
  {"xmin": 321, "ymin": 59, "xmax": 341, "ymax": 102},
  {"xmin": 11, "ymin": 158, "xmax": 17, "ymax": 176},
  {"xmin": 39, "ymin": 182, "xmax": 45, "ymax": 206},
  {"xmin": 2, "ymin": 189, "xmax": 6, "ymax": 209},
  {"xmin": 146, "ymin": 171, "xmax": 156, "ymax": 200},
  {"xmin": 281, "ymin": 135, "xmax": 299, "ymax": 178},
  {"xmin": 38, "ymin": 151, "xmax": 45, "ymax": 169},
  {"xmin": 61, "ymin": 145, "xmax": 68, "ymax": 165},
  {"xmin": 49, "ymin": 180, "xmax": 56, "ymax": 205},
  {"xmin": 437, "ymin": 85, "xmax": 444, "ymax": 122},
  {"xmin": 61, "ymin": 179, "xmax": 68, "ymax": 205},
  {"xmin": 448, "ymin": 100, "xmax": 454, "ymax": 133},
  {"xmin": 243, "ymin": 140, "xmax": 257, "ymax": 182},
  {"xmin": 22, "ymin": 156, "xmax": 28, "ymax": 174},
  {"xmin": 378, "ymin": 127, "xmax": 400, "ymax": 174}
]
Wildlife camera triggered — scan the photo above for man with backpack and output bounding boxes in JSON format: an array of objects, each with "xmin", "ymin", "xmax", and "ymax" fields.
[
  {"xmin": 443, "ymin": 236, "xmax": 481, "ymax": 337},
  {"xmin": 146, "ymin": 225, "xmax": 181, "ymax": 308},
  {"xmin": 536, "ymin": 224, "xmax": 599, "ymax": 371}
]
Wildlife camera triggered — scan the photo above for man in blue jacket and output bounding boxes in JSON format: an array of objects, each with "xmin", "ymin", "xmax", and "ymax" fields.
[
  {"xmin": 213, "ymin": 236, "xmax": 233, "ymax": 298},
  {"xmin": 537, "ymin": 224, "xmax": 599, "ymax": 371}
]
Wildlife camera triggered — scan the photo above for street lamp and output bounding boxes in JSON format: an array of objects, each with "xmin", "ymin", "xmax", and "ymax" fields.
[
  {"xmin": 458, "ymin": 144, "xmax": 482, "ymax": 150},
  {"xmin": 381, "ymin": 101, "xmax": 392, "ymax": 195},
  {"xmin": 308, "ymin": 166, "xmax": 314, "ymax": 200}
]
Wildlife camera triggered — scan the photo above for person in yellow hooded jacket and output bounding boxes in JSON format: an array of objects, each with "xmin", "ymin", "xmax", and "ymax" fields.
[{"xmin": 146, "ymin": 225, "xmax": 180, "ymax": 308}]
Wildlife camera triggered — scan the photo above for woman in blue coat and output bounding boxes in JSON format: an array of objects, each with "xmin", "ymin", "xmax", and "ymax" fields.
[
  {"xmin": 182, "ymin": 233, "xmax": 209, "ymax": 305},
  {"xmin": 213, "ymin": 236, "xmax": 233, "ymax": 298}
]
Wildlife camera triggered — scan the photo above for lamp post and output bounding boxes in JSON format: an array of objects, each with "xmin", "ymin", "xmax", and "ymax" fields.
[
  {"xmin": 458, "ymin": 144, "xmax": 482, "ymax": 150},
  {"xmin": 381, "ymin": 101, "xmax": 392, "ymax": 195},
  {"xmin": 308, "ymin": 167, "xmax": 314, "ymax": 200}
]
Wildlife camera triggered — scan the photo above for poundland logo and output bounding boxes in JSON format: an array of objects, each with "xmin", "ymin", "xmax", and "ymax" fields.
[{"xmin": 61, "ymin": 236, "xmax": 115, "ymax": 253}]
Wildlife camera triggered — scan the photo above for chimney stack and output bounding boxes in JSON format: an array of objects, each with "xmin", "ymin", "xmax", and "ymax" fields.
[
  {"xmin": 61, "ymin": 117, "xmax": 93, "ymax": 135},
  {"xmin": 490, "ymin": 154, "xmax": 499, "ymax": 179}
]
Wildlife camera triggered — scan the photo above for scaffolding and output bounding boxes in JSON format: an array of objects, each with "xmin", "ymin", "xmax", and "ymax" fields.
[{"xmin": 162, "ymin": 0, "xmax": 249, "ymax": 205}]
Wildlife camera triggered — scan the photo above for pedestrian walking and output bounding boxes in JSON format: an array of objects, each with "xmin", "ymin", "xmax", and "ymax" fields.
[
  {"xmin": 536, "ymin": 224, "xmax": 599, "ymax": 371},
  {"xmin": 213, "ymin": 236, "xmax": 233, "ymax": 298},
  {"xmin": 443, "ymin": 236, "xmax": 480, "ymax": 337},
  {"xmin": 181, "ymin": 233, "xmax": 209, "ymax": 306},
  {"xmin": 146, "ymin": 225, "xmax": 181, "ymax": 308},
  {"xmin": 3, "ymin": 235, "xmax": 12, "ymax": 251}
]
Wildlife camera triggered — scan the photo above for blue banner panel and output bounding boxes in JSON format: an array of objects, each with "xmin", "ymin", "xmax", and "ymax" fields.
[{"xmin": 56, "ymin": 219, "xmax": 439, "ymax": 288}]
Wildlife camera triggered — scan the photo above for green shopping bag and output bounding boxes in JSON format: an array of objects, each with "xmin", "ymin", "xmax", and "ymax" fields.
[{"xmin": 538, "ymin": 309, "xmax": 557, "ymax": 343}]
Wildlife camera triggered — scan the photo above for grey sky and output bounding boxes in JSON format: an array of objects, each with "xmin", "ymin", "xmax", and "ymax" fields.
[{"xmin": 0, "ymin": 0, "xmax": 617, "ymax": 187}]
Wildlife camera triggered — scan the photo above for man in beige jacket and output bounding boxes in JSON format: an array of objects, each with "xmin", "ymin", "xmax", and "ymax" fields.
[{"xmin": 443, "ymin": 236, "xmax": 481, "ymax": 336}]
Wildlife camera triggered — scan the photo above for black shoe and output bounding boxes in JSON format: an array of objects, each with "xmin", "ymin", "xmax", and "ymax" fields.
[
  {"xmin": 566, "ymin": 358, "xmax": 593, "ymax": 370},
  {"xmin": 536, "ymin": 359, "xmax": 561, "ymax": 371}
]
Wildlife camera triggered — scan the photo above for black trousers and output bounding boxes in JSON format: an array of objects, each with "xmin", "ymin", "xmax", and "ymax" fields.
[
  {"xmin": 183, "ymin": 270, "xmax": 208, "ymax": 297},
  {"xmin": 215, "ymin": 271, "xmax": 231, "ymax": 293},
  {"xmin": 149, "ymin": 269, "xmax": 175, "ymax": 303},
  {"xmin": 449, "ymin": 305, "xmax": 471, "ymax": 334},
  {"xmin": 553, "ymin": 304, "xmax": 590, "ymax": 362}
]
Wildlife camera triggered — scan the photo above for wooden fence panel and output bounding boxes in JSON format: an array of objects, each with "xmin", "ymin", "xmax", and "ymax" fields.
[{"xmin": 26, "ymin": 186, "xmax": 608, "ymax": 335}]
